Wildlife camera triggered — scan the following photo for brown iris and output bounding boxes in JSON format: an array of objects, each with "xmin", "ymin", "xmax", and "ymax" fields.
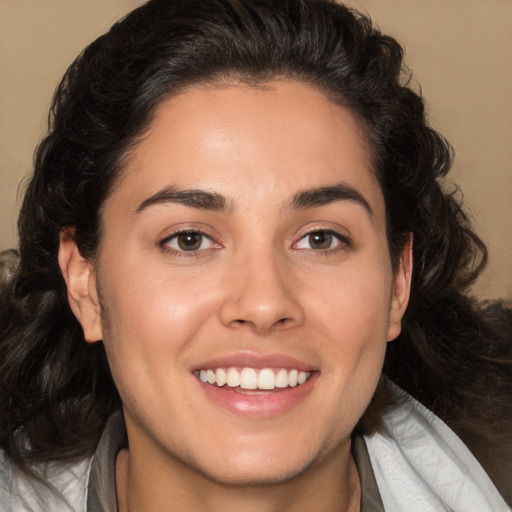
[
  {"xmin": 176, "ymin": 232, "xmax": 203, "ymax": 251},
  {"xmin": 307, "ymin": 231, "xmax": 333, "ymax": 249}
]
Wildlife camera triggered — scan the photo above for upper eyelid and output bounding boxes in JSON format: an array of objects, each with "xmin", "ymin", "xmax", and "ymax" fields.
[
  {"xmin": 159, "ymin": 225, "xmax": 220, "ymax": 244},
  {"xmin": 159, "ymin": 230, "xmax": 219, "ymax": 256},
  {"xmin": 292, "ymin": 228, "xmax": 351, "ymax": 250},
  {"xmin": 159, "ymin": 230, "xmax": 213, "ymax": 251},
  {"xmin": 295, "ymin": 227, "xmax": 349, "ymax": 241},
  {"xmin": 161, "ymin": 228, "xmax": 210, "ymax": 240},
  {"xmin": 300, "ymin": 227, "xmax": 344, "ymax": 236}
]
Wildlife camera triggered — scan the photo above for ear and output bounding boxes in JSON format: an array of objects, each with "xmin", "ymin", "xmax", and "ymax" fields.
[
  {"xmin": 58, "ymin": 229, "xmax": 103, "ymax": 343},
  {"xmin": 387, "ymin": 235, "xmax": 413, "ymax": 342}
]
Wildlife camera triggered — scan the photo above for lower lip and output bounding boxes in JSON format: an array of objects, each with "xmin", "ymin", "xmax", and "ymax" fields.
[{"xmin": 196, "ymin": 373, "xmax": 318, "ymax": 419}]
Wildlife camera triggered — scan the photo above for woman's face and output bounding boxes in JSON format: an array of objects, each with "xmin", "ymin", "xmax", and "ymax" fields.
[{"xmin": 71, "ymin": 80, "xmax": 411, "ymax": 485}]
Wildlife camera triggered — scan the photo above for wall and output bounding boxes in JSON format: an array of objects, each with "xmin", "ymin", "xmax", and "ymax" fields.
[{"xmin": 1, "ymin": 0, "xmax": 510, "ymax": 299}]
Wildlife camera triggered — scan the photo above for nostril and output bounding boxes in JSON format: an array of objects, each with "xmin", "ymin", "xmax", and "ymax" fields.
[
  {"xmin": 219, "ymin": 291, "xmax": 305, "ymax": 332},
  {"xmin": 229, "ymin": 316, "xmax": 292, "ymax": 333}
]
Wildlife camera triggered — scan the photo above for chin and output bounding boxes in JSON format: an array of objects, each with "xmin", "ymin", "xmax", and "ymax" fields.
[
  {"xmin": 172, "ymin": 440, "xmax": 317, "ymax": 487},
  {"xmin": 198, "ymin": 458, "xmax": 315, "ymax": 487}
]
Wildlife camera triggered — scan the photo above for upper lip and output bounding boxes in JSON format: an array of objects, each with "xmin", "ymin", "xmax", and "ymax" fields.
[{"xmin": 191, "ymin": 351, "xmax": 317, "ymax": 372}]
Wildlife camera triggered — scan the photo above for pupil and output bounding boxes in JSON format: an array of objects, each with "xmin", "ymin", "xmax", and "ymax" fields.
[
  {"xmin": 310, "ymin": 232, "xmax": 332, "ymax": 249},
  {"xmin": 177, "ymin": 233, "xmax": 202, "ymax": 251}
]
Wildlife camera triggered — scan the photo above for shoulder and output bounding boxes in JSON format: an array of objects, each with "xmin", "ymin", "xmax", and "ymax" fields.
[
  {"xmin": 0, "ymin": 447, "xmax": 91, "ymax": 512},
  {"xmin": 363, "ymin": 381, "xmax": 511, "ymax": 512}
]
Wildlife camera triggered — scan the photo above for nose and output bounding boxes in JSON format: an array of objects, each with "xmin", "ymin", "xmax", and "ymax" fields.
[{"xmin": 219, "ymin": 252, "xmax": 305, "ymax": 334}]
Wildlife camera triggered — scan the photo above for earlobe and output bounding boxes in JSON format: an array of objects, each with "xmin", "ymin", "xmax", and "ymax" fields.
[
  {"xmin": 58, "ymin": 229, "xmax": 103, "ymax": 343},
  {"xmin": 387, "ymin": 235, "xmax": 413, "ymax": 342}
]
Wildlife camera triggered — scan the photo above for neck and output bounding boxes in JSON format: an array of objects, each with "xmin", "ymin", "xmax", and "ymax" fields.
[{"xmin": 116, "ymin": 441, "xmax": 360, "ymax": 512}]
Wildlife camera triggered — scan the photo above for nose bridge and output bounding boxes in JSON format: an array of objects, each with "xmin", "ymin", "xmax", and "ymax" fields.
[{"xmin": 219, "ymin": 246, "xmax": 304, "ymax": 333}]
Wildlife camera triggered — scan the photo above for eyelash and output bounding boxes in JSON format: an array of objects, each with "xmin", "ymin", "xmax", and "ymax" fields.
[
  {"xmin": 159, "ymin": 229, "xmax": 218, "ymax": 257},
  {"xmin": 293, "ymin": 229, "xmax": 351, "ymax": 253},
  {"xmin": 159, "ymin": 228, "xmax": 350, "ymax": 257}
]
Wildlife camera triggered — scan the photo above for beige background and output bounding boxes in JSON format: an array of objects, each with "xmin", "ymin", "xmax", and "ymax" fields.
[{"xmin": 1, "ymin": 1, "xmax": 511, "ymax": 300}]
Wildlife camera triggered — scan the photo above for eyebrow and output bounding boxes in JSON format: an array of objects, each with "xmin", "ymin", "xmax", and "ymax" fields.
[
  {"xmin": 136, "ymin": 182, "xmax": 373, "ymax": 217},
  {"xmin": 136, "ymin": 187, "xmax": 232, "ymax": 213},
  {"xmin": 290, "ymin": 182, "xmax": 373, "ymax": 217}
]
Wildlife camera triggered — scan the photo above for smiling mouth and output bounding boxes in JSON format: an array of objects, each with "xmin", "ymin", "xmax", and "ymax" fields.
[{"xmin": 194, "ymin": 367, "xmax": 312, "ymax": 391}]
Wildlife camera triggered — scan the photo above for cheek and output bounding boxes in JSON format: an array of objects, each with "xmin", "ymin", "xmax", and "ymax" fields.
[
  {"xmin": 98, "ymin": 261, "xmax": 219, "ymax": 378},
  {"xmin": 303, "ymin": 259, "xmax": 392, "ymax": 399},
  {"xmin": 308, "ymin": 259, "xmax": 393, "ymax": 342},
  {"xmin": 97, "ymin": 264, "xmax": 221, "ymax": 430}
]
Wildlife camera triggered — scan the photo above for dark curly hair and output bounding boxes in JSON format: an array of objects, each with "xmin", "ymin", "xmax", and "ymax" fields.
[{"xmin": 0, "ymin": 0, "xmax": 510, "ymax": 484}]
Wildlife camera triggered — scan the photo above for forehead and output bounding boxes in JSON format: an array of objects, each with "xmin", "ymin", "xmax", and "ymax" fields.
[{"xmin": 107, "ymin": 80, "xmax": 384, "ymax": 220}]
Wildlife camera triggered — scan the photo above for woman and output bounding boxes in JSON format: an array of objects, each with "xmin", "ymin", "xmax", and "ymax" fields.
[{"xmin": 0, "ymin": 0, "xmax": 510, "ymax": 510}]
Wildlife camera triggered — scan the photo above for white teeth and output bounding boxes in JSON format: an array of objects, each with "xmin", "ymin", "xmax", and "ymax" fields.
[
  {"xmin": 215, "ymin": 368, "xmax": 227, "ymax": 387},
  {"xmin": 206, "ymin": 369, "xmax": 216, "ymax": 385},
  {"xmin": 198, "ymin": 367, "xmax": 311, "ymax": 390},
  {"xmin": 257, "ymin": 368, "xmax": 275, "ymax": 390},
  {"xmin": 226, "ymin": 367, "xmax": 240, "ymax": 387},
  {"xmin": 240, "ymin": 368, "xmax": 258, "ymax": 389},
  {"xmin": 275, "ymin": 368, "xmax": 289, "ymax": 388}
]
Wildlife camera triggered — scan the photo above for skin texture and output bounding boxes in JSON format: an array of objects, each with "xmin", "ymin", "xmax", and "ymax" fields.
[{"xmin": 59, "ymin": 80, "xmax": 412, "ymax": 512}]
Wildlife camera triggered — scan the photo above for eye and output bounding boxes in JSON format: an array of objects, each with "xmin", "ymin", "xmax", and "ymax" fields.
[
  {"xmin": 294, "ymin": 230, "xmax": 347, "ymax": 251},
  {"xmin": 162, "ymin": 231, "xmax": 215, "ymax": 252}
]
